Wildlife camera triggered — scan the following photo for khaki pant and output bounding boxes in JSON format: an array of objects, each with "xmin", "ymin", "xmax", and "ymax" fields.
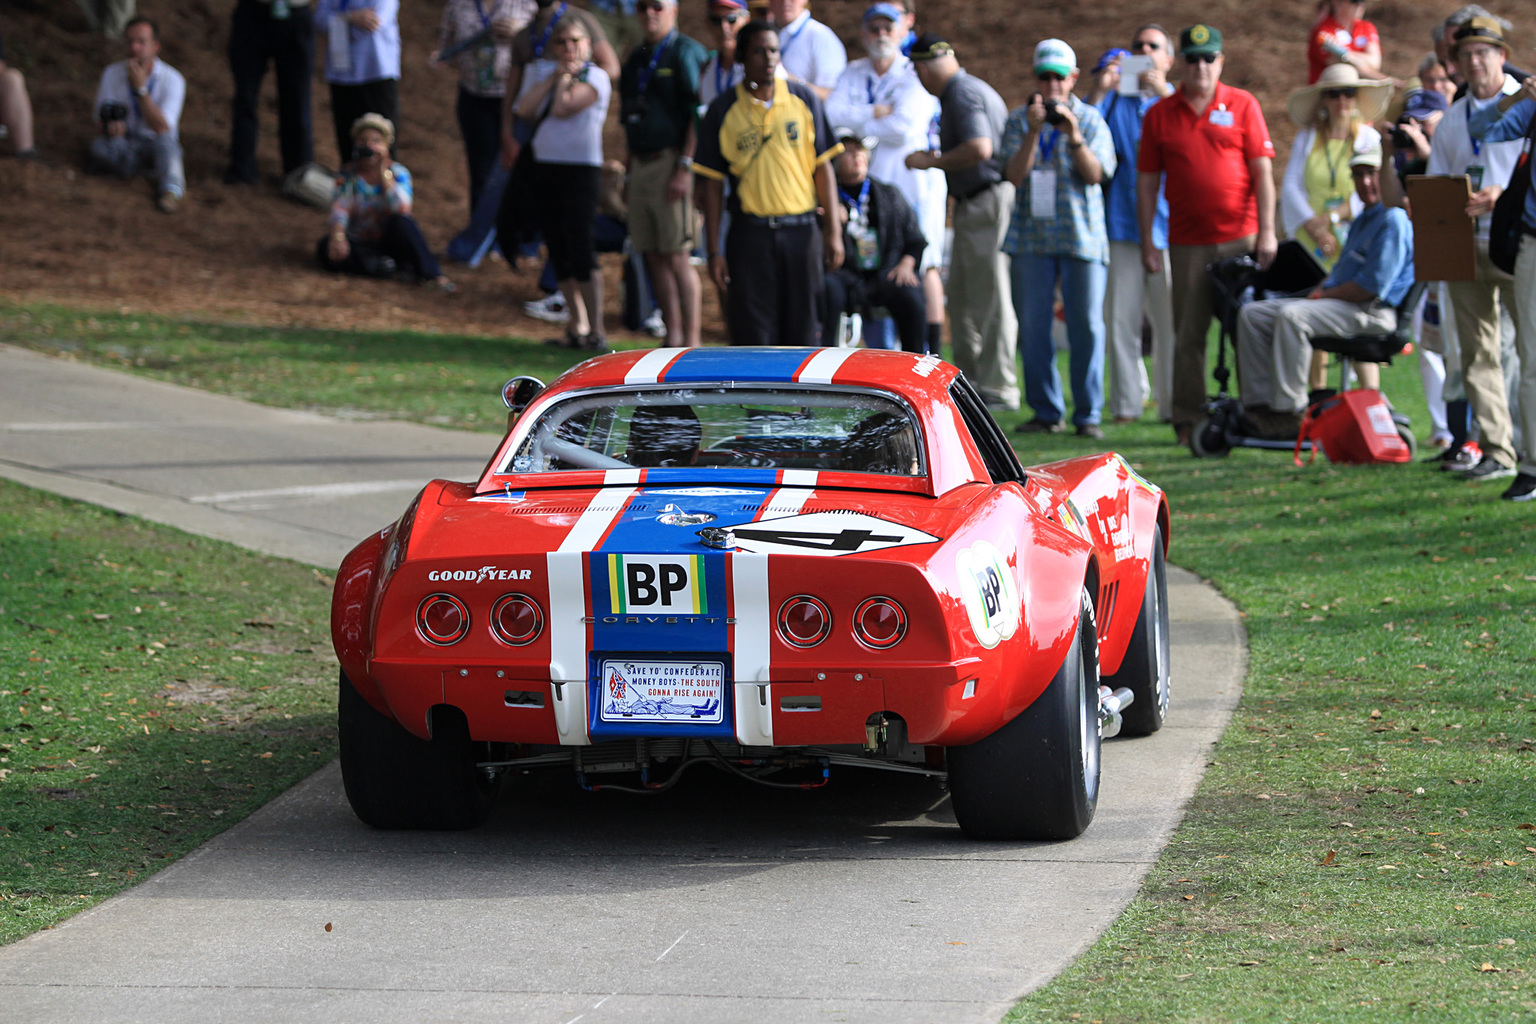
[
  {"xmin": 1236, "ymin": 297, "xmax": 1396, "ymax": 413},
  {"xmin": 949, "ymin": 182, "xmax": 1019, "ymax": 410},
  {"xmin": 1169, "ymin": 236, "xmax": 1253, "ymax": 427},
  {"xmin": 1511, "ymin": 235, "xmax": 1536, "ymax": 476},
  {"xmin": 1447, "ymin": 243, "xmax": 1518, "ymax": 469},
  {"xmin": 1105, "ymin": 240, "xmax": 1175, "ymax": 421}
]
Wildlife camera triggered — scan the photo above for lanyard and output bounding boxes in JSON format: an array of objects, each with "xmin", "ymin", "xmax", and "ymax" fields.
[
  {"xmin": 714, "ymin": 56, "xmax": 732, "ymax": 98},
  {"xmin": 530, "ymin": 2, "xmax": 567, "ymax": 59},
  {"xmin": 472, "ymin": 0, "xmax": 493, "ymax": 29},
  {"xmin": 839, "ymin": 177, "xmax": 871, "ymax": 217},
  {"xmin": 778, "ymin": 14, "xmax": 808, "ymax": 57},
  {"xmin": 1469, "ymin": 101, "xmax": 1483, "ymax": 158},
  {"xmin": 1038, "ymin": 125, "xmax": 1061, "ymax": 163},
  {"xmin": 637, "ymin": 30, "xmax": 675, "ymax": 96},
  {"xmin": 1321, "ymin": 135, "xmax": 1349, "ymax": 189}
]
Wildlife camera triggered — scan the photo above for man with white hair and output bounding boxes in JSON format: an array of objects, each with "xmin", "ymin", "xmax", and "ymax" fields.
[
  {"xmin": 826, "ymin": 2, "xmax": 946, "ymax": 354},
  {"xmin": 765, "ymin": 0, "xmax": 844, "ymax": 100}
]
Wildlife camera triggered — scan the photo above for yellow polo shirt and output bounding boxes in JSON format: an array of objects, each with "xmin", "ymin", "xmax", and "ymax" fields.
[{"xmin": 693, "ymin": 77, "xmax": 842, "ymax": 218}]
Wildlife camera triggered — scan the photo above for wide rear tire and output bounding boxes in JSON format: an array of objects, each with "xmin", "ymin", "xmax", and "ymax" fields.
[
  {"xmin": 1106, "ymin": 525, "xmax": 1171, "ymax": 736},
  {"xmin": 947, "ymin": 589, "xmax": 1101, "ymax": 841},
  {"xmin": 338, "ymin": 670, "xmax": 499, "ymax": 830}
]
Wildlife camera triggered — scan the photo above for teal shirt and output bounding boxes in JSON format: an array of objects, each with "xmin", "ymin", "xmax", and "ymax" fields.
[
  {"xmin": 999, "ymin": 95, "xmax": 1117, "ymax": 263},
  {"xmin": 619, "ymin": 31, "xmax": 708, "ymax": 155}
]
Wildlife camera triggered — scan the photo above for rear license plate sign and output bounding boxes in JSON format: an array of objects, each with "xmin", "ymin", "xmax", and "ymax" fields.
[{"xmin": 598, "ymin": 658, "xmax": 725, "ymax": 724}]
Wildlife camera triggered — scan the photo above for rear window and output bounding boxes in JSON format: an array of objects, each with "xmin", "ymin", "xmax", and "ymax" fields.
[{"xmin": 504, "ymin": 387, "xmax": 925, "ymax": 477}]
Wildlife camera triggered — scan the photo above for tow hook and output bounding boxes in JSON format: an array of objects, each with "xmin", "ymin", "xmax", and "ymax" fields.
[{"xmin": 1098, "ymin": 685, "xmax": 1134, "ymax": 739}]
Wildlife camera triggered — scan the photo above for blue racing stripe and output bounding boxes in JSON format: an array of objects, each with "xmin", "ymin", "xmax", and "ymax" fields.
[
  {"xmin": 659, "ymin": 347, "xmax": 818, "ymax": 384},
  {"xmin": 597, "ymin": 487, "xmax": 774, "ymax": 554}
]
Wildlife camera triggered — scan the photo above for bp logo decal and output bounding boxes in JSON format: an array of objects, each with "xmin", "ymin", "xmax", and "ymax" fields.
[
  {"xmin": 607, "ymin": 554, "xmax": 708, "ymax": 614},
  {"xmin": 956, "ymin": 540, "xmax": 1019, "ymax": 649}
]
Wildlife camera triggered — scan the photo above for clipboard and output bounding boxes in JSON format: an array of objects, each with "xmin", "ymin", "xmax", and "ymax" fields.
[{"xmin": 1406, "ymin": 175, "xmax": 1477, "ymax": 282}]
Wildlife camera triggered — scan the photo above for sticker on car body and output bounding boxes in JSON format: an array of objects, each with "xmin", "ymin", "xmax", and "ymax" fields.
[
  {"xmin": 715, "ymin": 511, "xmax": 939, "ymax": 557},
  {"xmin": 607, "ymin": 554, "xmax": 709, "ymax": 613},
  {"xmin": 956, "ymin": 540, "xmax": 1020, "ymax": 649}
]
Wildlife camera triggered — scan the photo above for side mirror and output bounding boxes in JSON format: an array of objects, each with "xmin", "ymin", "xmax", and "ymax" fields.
[{"xmin": 501, "ymin": 376, "xmax": 546, "ymax": 430}]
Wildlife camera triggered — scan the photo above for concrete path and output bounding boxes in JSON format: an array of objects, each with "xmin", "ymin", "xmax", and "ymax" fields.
[{"xmin": 0, "ymin": 343, "xmax": 1245, "ymax": 1024}]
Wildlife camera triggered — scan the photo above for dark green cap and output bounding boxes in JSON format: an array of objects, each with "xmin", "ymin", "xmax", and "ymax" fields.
[{"xmin": 1179, "ymin": 24, "xmax": 1222, "ymax": 57}]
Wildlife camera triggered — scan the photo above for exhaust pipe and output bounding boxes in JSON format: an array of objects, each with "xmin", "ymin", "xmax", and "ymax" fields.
[{"xmin": 1098, "ymin": 685, "xmax": 1134, "ymax": 739}]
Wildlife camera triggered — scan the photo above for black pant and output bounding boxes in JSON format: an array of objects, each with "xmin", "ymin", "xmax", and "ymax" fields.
[
  {"xmin": 329, "ymin": 78, "xmax": 399, "ymax": 164},
  {"xmin": 227, "ymin": 0, "xmax": 315, "ymax": 180},
  {"xmin": 535, "ymin": 161, "xmax": 601, "ymax": 283},
  {"xmin": 455, "ymin": 87, "xmax": 503, "ymax": 216},
  {"xmin": 725, "ymin": 219, "xmax": 823, "ymax": 346},
  {"xmin": 821, "ymin": 267, "xmax": 928, "ymax": 353},
  {"xmin": 315, "ymin": 213, "xmax": 441, "ymax": 281}
]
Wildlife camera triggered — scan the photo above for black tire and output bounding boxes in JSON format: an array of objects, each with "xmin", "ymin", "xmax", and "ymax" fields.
[
  {"xmin": 338, "ymin": 670, "xmax": 499, "ymax": 830},
  {"xmin": 1106, "ymin": 525, "xmax": 1171, "ymax": 737},
  {"xmin": 947, "ymin": 589, "xmax": 1101, "ymax": 840},
  {"xmin": 1190, "ymin": 416, "xmax": 1230, "ymax": 458}
]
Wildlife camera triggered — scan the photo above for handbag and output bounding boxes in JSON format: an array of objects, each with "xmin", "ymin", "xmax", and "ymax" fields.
[
  {"xmin": 495, "ymin": 96, "xmax": 556, "ymax": 258},
  {"xmin": 1488, "ymin": 111, "xmax": 1536, "ymax": 275}
]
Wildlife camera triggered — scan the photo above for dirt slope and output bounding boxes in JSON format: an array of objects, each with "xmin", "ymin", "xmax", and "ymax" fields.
[{"xmin": 0, "ymin": 0, "xmax": 1522, "ymax": 338}]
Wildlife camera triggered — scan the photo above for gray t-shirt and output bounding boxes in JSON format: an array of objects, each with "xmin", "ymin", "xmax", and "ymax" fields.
[
  {"xmin": 521, "ymin": 60, "xmax": 611, "ymax": 166},
  {"xmin": 938, "ymin": 68, "xmax": 1006, "ymax": 199}
]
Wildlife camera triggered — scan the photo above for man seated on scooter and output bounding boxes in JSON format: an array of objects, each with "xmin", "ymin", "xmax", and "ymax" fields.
[{"xmin": 1235, "ymin": 142, "xmax": 1414, "ymax": 439}]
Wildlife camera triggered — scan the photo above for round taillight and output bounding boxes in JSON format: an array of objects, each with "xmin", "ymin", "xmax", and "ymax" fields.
[
  {"xmin": 853, "ymin": 597, "xmax": 906, "ymax": 649},
  {"xmin": 777, "ymin": 596, "xmax": 831, "ymax": 648},
  {"xmin": 417, "ymin": 593, "xmax": 469, "ymax": 646},
  {"xmin": 490, "ymin": 593, "xmax": 544, "ymax": 646}
]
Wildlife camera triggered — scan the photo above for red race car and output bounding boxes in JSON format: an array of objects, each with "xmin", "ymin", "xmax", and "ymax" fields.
[{"xmin": 332, "ymin": 348, "xmax": 1171, "ymax": 839}]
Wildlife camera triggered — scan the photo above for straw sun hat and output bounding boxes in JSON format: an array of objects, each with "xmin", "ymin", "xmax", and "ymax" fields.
[{"xmin": 1286, "ymin": 64, "xmax": 1394, "ymax": 127}]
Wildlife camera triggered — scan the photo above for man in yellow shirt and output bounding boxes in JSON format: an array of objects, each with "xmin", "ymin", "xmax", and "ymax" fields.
[{"xmin": 694, "ymin": 19, "xmax": 844, "ymax": 345}]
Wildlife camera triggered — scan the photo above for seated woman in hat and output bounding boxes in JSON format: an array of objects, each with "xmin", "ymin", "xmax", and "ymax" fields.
[
  {"xmin": 1280, "ymin": 64, "xmax": 1391, "ymax": 390},
  {"xmin": 317, "ymin": 113, "xmax": 455, "ymax": 291}
]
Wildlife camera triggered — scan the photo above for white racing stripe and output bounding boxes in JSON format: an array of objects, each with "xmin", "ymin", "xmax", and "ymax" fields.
[
  {"xmin": 545, "ymin": 551, "xmax": 591, "ymax": 745},
  {"xmin": 795, "ymin": 347, "xmax": 856, "ymax": 385},
  {"xmin": 603, "ymin": 468, "xmax": 642, "ymax": 486},
  {"xmin": 624, "ymin": 348, "xmax": 686, "ymax": 384},
  {"xmin": 556, "ymin": 487, "xmax": 638, "ymax": 552},
  {"xmin": 780, "ymin": 469, "xmax": 818, "ymax": 488},
  {"xmin": 731, "ymin": 552, "xmax": 773, "ymax": 745},
  {"xmin": 759, "ymin": 487, "xmax": 814, "ymax": 518},
  {"xmin": 189, "ymin": 480, "xmax": 425, "ymax": 505}
]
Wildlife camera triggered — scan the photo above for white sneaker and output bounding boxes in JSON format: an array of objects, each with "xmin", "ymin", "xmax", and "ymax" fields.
[
  {"xmin": 641, "ymin": 310, "xmax": 668, "ymax": 339},
  {"xmin": 524, "ymin": 292, "xmax": 569, "ymax": 323}
]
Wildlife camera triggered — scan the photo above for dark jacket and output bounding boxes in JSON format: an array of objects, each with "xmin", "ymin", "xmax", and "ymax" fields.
[{"xmin": 838, "ymin": 177, "xmax": 926, "ymax": 280}]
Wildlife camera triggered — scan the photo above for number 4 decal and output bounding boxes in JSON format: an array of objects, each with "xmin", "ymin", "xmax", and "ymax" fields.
[{"xmin": 709, "ymin": 512, "xmax": 939, "ymax": 556}]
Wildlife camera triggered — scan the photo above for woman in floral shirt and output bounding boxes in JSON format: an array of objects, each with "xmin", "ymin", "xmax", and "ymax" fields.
[{"xmin": 316, "ymin": 113, "xmax": 454, "ymax": 290}]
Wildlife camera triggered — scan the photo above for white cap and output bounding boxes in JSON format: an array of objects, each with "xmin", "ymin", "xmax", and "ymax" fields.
[{"xmin": 1033, "ymin": 38, "xmax": 1076, "ymax": 76}]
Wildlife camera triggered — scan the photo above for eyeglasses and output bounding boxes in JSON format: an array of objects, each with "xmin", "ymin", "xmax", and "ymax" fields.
[
  {"xmin": 709, "ymin": 11, "xmax": 746, "ymax": 24},
  {"xmin": 1036, "ymin": 71, "xmax": 1065, "ymax": 82},
  {"xmin": 1183, "ymin": 53, "xmax": 1218, "ymax": 64},
  {"xmin": 1321, "ymin": 88, "xmax": 1358, "ymax": 99},
  {"xmin": 1131, "ymin": 39, "xmax": 1161, "ymax": 52},
  {"xmin": 637, "ymin": 2, "xmax": 668, "ymax": 11}
]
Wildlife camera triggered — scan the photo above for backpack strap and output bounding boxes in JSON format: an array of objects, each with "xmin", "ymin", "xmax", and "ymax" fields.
[{"xmin": 1293, "ymin": 403, "xmax": 1322, "ymax": 468}]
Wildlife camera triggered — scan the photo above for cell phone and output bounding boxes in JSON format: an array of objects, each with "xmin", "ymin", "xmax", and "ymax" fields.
[{"xmin": 1117, "ymin": 55, "xmax": 1153, "ymax": 95}]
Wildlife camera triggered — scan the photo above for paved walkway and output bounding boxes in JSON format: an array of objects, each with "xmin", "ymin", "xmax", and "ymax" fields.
[{"xmin": 0, "ymin": 343, "xmax": 1245, "ymax": 1024}]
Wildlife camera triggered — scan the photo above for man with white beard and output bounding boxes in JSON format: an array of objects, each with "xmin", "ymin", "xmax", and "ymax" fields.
[{"xmin": 826, "ymin": 2, "xmax": 947, "ymax": 354}]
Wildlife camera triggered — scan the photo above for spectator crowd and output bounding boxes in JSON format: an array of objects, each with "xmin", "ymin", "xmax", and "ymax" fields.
[{"xmin": 5, "ymin": 0, "xmax": 1536, "ymax": 501}]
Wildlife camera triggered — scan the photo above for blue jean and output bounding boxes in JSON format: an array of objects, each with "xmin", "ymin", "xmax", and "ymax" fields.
[
  {"xmin": 89, "ymin": 132, "xmax": 185, "ymax": 197},
  {"xmin": 1012, "ymin": 252, "xmax": 1107, "ymax": 427}
]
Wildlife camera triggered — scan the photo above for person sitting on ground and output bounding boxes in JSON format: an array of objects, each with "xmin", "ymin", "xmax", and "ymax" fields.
[
  {"xmin": 819, "ymin": 128, "xmax": 928, "ymax": 351},
  {"xmin": 316, "ymin": 114, "xmax": 455, "ymax": 291},
  {"xmin": 1235, "ymin": 143, "xmax": 1412, "ymax": 439},
  {"xmin": 0, "ymin": 32, "xmax": 38, "ymax": 160},
  {"xmin": 88, "ymin": 16, "xmax": 185, "ymax": 213}
]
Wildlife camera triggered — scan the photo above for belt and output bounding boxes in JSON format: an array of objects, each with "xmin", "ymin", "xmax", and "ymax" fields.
[
  {"xmin": 631, "ymin": 148, "xmax": 676, "ymax": 162},
  {"xmin": 735, "ymin": 212, "xmax": 817, "ymax": 229},
  {"xmin": 956, "ymin": 179, "xmax": 1001, "ymax": 202}
]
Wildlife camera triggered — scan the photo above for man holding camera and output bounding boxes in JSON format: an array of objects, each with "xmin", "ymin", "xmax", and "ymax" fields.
[
  {"xmin": 89, "ymin": 16, "xmax": 185, "ymax": 213},
  {"xmin": 1000, "ymin": 38, "xmax": 1115, "ymax": 438}
]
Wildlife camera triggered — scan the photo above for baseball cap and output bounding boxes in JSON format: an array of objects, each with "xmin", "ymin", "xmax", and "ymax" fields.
[
  {"xmin": 834, "ymin": 126, "xmax": 879, "ymax": 150},
  {"xmin": 1033, "ymin": 39, "xmax": 1076, "ymax": 77},
  {"xmin": 709, "ymin": 0, "xmax": 749, "ymax": 10},
  {"xmin": 1093, "ymin": 47, "xmax": 1129, "ymax": 74},
  {"xmin": 909, "ymin": 32, "xmax": 954, "ymax": 61},
  {"xmin": 1179, "ymin": 24, "xmax": 1222, "ymax": 57},
  {"xmin": 1401, "ymin": 87, "xmax": 1449, "ymax": 120},
  {"xmin": 1350, "ymin": 142, "xmax": 1383, "ymax": 169},
  {"xmin": 863, "ymin": 2, "xmax": 904, "ymax": 25}
]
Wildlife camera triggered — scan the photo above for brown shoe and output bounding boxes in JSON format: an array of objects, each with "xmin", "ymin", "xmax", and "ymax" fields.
[{"xmin": 156, "ymin": 191, "xmax": 180, "ymax": 214}]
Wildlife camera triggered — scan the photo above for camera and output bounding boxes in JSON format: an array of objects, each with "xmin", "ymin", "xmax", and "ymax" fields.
[
  {"xmin": 350, "ymin": 142, "xmax": 376, "ymax": 163},
  {"xmin": 1390, "ymin": 117, "xmax": 1417, "ymax": 150},
  {"xmin": 98, "ymin": 102, "xmax": 128, "ymax": 124},
  {"xmin": 1043, "ymin": 99, "xmax": 1067, "ymax": 127}
]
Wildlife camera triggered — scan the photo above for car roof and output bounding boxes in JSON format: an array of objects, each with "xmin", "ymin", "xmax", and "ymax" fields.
[{"xmin": 552, "ymin": 348, "xmax": 959, "ymax": 401}]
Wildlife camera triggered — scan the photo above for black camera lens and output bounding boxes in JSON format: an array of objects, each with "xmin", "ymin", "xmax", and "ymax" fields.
[
  {"xmin": 1390, "ymin": 124, "xmax": 1413, "ymax": 149},
  {"xmin": 351, "ymin": 142, "xmax": 374, "ymax": 162},
  {"xmin": 1044, "ymin": 99, "xmax": 1066, "ymax": 126},
  {"xmin": 99, "ymin": 102, "xmax": 128, "ymax": 123}
]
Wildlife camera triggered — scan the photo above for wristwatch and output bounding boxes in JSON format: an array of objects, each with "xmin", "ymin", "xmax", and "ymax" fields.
[
  {"xmin": 135, "ymin": 85, "xmax": 149, "ymax": 97},
  {"xmin": 676, "ymin": 154, "xmax": 694, "ymax": 171}
]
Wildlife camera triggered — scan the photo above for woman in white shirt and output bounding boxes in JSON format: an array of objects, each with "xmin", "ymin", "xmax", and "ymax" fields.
[{"xmin": 515, "ymin": 18, "xmax": 611, "ymax": 349}]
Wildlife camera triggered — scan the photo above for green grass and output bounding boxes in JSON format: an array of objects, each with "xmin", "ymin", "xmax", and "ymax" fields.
[
  {"xmin": 0, "ymin": 303, "xmax": 606, "ymax": 433},
  {"xmin": 5, "ymin": 303, "xmax": 1536, "ymax": 1016},
  {"xmin": 0, "ymin": 481, "xmax": 337, "ymax": 944}
]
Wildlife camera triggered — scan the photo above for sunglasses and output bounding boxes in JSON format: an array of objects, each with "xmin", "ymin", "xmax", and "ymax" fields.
[
  {"xmin": 709, "ymin": 11, "xmax": 747, "ymax": 24},
  {"xmin": 1036, "ymin": 71, "xmax": 1065, "ymax": 82},
  {"xmin": 1131, "ymin": 40, "xmax": 1161, "ymax": 52},
  {"xmin": 1321, "ymin": 88, "xmax": 1358, "ymax": 99},
  {"xmin": 1183, "ymin": 53, "xmax": 1218, "ymax": 64},
  {"xmin": 637, "ymin": 2, "xmax": 668, "ymax": 11}
]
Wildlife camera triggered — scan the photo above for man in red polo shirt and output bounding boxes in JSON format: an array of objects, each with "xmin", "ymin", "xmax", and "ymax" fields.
[{"xmin": 1138, "ymin": 23, "xmax": 1276, "ymax": 444}]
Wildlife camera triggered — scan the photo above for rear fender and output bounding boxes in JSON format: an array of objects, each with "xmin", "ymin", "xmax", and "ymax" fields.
[{"xmin": 332, "ymin": 529, "xmax": 388, "ymax": 712}]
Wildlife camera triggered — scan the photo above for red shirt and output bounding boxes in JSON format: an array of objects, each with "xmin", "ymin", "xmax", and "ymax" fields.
[
  {"xmin": 1137, "ymin": 82, "xmax": 1275, "ymax": 246},
  {"xmin": 1307, "ymin": 15, "xmax": 1379, "ymax": 84}
]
